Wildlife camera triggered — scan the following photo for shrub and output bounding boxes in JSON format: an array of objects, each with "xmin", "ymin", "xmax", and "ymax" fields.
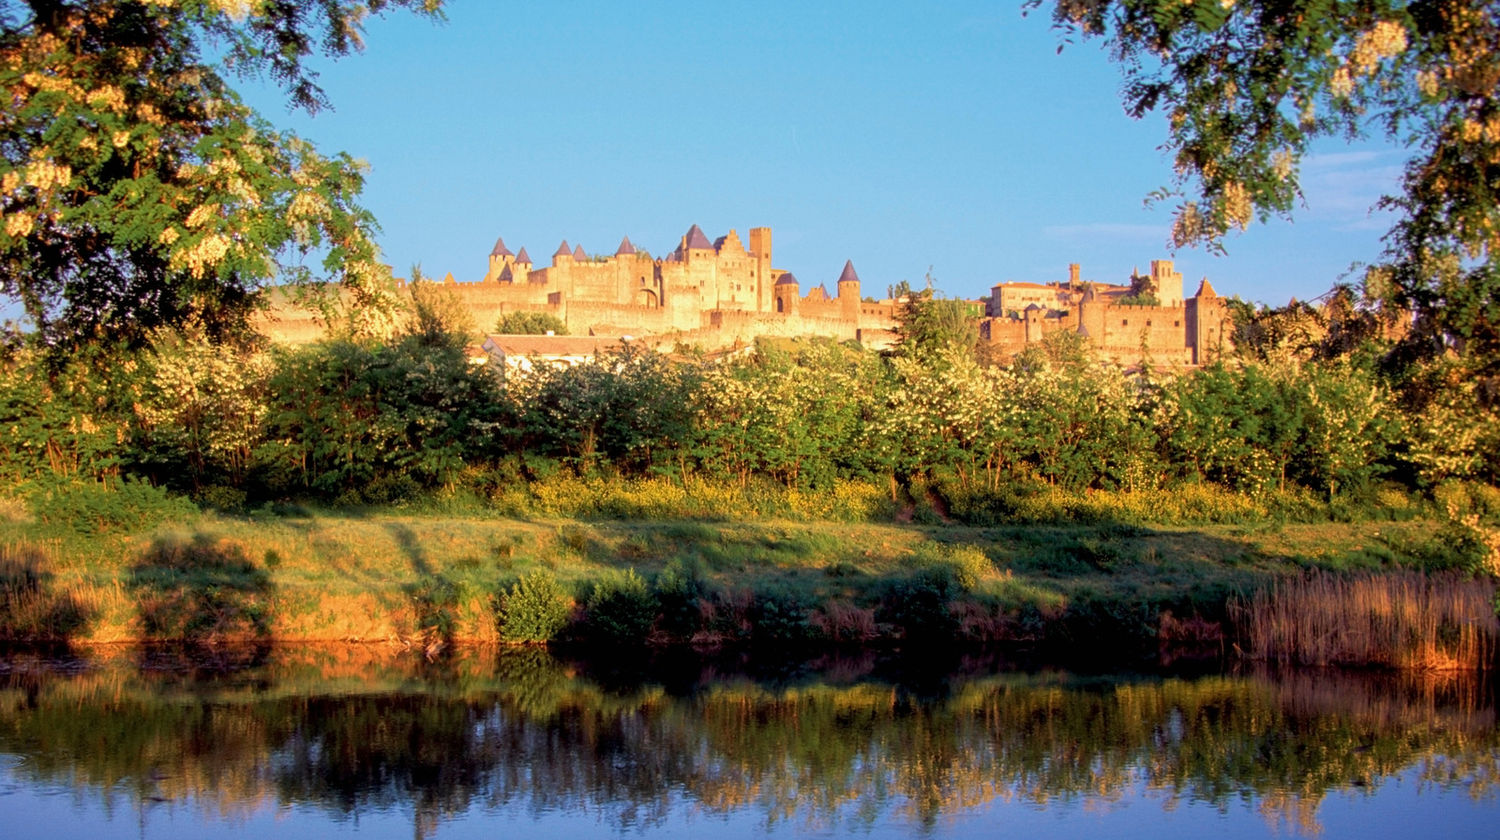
[
  {"xmin": 750, "ymin": 586, "xmax": 813, "ymax": 645},
  {"xmin": 585, "ymin": 568, "xmax": 658, "ymax": 643},
  {"xmin": 495, "ymin": 311, "xmax": 569, "ymax": 335},
  {"xmin": 878, "ymin": 566, "xmax": 957, "ymax": 642},
  {"xmin": 499, "ymin": 570, "xmax": 574, "ymax": 643},
  {"xmin": 33, "ymin": 477, "xmax": 197, "ymax": 535},
  {"xmin": 654, "ymin": 556, "xmax": 708, "ymax": 639},
  {"xmin": 910, "ymin": 542, "xmax": 994, "ymax": 591}
]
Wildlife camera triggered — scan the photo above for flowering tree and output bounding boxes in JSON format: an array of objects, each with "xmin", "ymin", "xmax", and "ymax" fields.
[
  {"xmin": 0, "ymin": 0, "xmax": 443, "ymax": 347},
  {"xmin": 1042, "ymin": 0, "xmax": 1500, "ymax": 356}
]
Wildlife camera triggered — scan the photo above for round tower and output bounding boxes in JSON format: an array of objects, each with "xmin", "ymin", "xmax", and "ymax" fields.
[
  {"xmin": 774, "ymin": 272, "xmax": 800, "ymax": 315},
  {"xmin": 836, "ymin": 260, "xmax": 861, "ymax": 323}
]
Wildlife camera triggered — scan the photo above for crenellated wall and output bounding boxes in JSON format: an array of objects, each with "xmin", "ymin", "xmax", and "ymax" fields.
[{"xmin": 257, "ymin": 228, "xmax": 1227, "ymax": 367}]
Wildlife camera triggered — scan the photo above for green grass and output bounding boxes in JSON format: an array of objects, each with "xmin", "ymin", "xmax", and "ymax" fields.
[{"xmin": 0, "ymin": 481, "xmax": 1495, "ymax": 660}]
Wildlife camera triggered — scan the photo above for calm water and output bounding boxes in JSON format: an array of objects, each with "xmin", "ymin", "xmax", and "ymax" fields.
[{"xmin": 0, "ymin": 645, "xmax": 1496, "ymax": 839}]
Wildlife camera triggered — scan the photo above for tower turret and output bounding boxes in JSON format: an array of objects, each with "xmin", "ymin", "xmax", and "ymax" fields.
[
  {"xmin": 774, "ymin": 271, "xmax": 800, "ymax": 315},
  {"xmin": 749, "ymin": 227, "xmax": 772, "ymax": 312},
  {"xmin": 837, "ymin": 260, "xmax": 861, "ymax": 322},
  {"xmin": 486, "ymin": 235, "xmax": 514, "ymax": 282},
  {"xmin": 1151, "ymin": 259, "xmax": 1184, "ymax": 306}
]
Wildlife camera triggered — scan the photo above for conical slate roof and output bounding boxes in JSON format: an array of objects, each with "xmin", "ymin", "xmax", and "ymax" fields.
[
  {"xmin": 775, "ymin": 272, "xmax": 799, "ymax": 287},
  {"xmin": 573, "ymin": 244, "xmax": 587, "ymax": 261},
  {"xmin": 837, "ymin": 260, "xmax": 859, "ymax": 285},
  {"xmin": 498, "ymin": 263, "xmax": 514, "ymax": 283},
  {"xmin": 490, "ymin": 236, "xmax": 513, "ymax": 257},
  {"xmin": 553, "ymin": 240, "xmax": 571, "ymax": 258},
  {"xmin": 616, "ymin": 236, "xmax": 636, "ymax": 256},
  {"xmin": 514, "ymin": 247, "xmax": 531, "ymax": 264},
  {"xmin": 1195, "ymin": 278, "xmax": 1219, "ymax": 298},
  {"xmin": 683, "ymin": 224, "xmax": 713, "ymax": 250}
]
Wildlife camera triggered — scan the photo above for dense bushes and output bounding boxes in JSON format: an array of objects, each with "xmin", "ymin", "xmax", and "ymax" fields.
[{"xmin": 0, "ymin": 327, "xmax": 1495, "ymax": 513}]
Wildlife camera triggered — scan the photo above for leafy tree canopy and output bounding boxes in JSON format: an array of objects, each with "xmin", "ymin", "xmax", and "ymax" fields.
[
  {"xmin": 0, "ymin": 0, "xmax": 443, "ymax": 349},
  {"xmin": 495, "ymin": 310, "xmax": 569, "ymax": 336},
  {"xmin": 891, "ymin": 273, "xmax": 980, "ymax": 363},
  {"xmin": 1039, "ymin": 0, "xmax": 1499, "ymax": 357}
]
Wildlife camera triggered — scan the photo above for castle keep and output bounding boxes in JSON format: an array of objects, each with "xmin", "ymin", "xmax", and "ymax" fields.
[
  {"xmin": 981, "ymin": 260, "xmax": 1231, "ymax": 366},
  {"xmin": 450, "ymin": 224, "xmax": 895, "ymax": 346},
  {"xmin": 260, "ymin": 222, "xmax": 1231, "ymax": 366}
]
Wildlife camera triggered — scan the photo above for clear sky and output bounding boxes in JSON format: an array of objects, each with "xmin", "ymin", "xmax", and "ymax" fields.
[{"xmin": 51, "ymin": 0, "xmax": 1418, "ymax": 315}]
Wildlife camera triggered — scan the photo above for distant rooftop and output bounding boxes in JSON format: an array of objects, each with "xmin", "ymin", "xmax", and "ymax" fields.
[{"xmin": 683, "ymin": 224, "xmax": 713, "ymax": 250}]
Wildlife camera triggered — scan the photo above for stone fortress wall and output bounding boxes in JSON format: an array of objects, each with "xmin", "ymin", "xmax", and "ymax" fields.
[{"xmin": 258, "ymin": 223, "xmax": 1232, "ymax": 366}]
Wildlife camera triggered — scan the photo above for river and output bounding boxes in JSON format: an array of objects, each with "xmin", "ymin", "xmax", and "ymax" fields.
[{"xmin": 0, "ymin": 645, "xmax": 1495, "ymax": 838}]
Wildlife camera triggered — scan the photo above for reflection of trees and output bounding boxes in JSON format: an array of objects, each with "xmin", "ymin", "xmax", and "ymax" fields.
[{"xmin": 0, "ymin": 648, "xmax": 1496, "ymax": 835}]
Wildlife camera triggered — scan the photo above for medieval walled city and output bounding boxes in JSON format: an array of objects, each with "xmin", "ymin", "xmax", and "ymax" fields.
[{"xmin": 261, "ymin": 223, "xmax": 1233, "ymax": 366}]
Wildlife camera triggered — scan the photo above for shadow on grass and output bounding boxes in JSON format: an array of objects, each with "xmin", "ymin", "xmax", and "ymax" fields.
[
  {"xmin": 0, "ymin": 544, "xmax": 94, "ymax": 642},
  {"xmin": 128, "ymin": 535, "xmax": 274, "ymax": 644},
  {"xmin": 385, "ymin": 523, "xmax": 460, "ymax": 657}
]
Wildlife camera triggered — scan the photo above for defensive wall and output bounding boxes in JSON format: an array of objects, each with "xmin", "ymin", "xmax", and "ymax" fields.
[{"xmin": 257, "ymin": 223, "xmax": 1231, "ymax": 366}]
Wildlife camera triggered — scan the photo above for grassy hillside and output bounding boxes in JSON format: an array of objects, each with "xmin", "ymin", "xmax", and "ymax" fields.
[{"xmin": 1, "ymin": 478, "xmax": 1496, "ymax": 666}]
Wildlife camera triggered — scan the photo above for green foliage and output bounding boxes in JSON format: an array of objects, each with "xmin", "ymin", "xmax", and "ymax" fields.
[
  {"xmin": 494, "ymin": 311, "xmax": 569, "ymax": 335},
  {"xmin": 507, "ymin": 345, "xmax": 698, "ymax": 475},
  {"xmin": 132, "ymin": 328, "xmax": 271, "ymax": 490},
  {"xmin": 257, "ymin": 336, "xmax": 503, "ymax": 498},
  {"xmin": 749, "ymin": 585, "xmax": 813, "ymax": 644},
  {"xmin": 0, "ymin": 1, "xmax": 444, "ymax": 347},
  {"xmin": 405, "ymin": 274, "xmax": 477, "ymax": 348},
  {"xmin": 584, "ymin": 568, "xmax": 658, "ymax": 643},
  {"xmin": 0, "ymin": 344, "xmax": 142, "ymax": 481},
  {"xmin": 31, "ymin": 476, "xmax": 196, "ymax": 535},
  {"xmin": 693, "ymin": 339, "xmax": 889, "ymax": 489},
  {"xmin": 653, "ymin": 556, "xmax": 708, "ymax": 639},
  {"xmin": 878, "ymin": 566, "xmax": 958, "ymax": 642},
  {"xmin": 911, "ymin": 542, "xmax": 994, "ymax": 592},
  {"xmin": 891, "ymin": 277, "xmax": 980, "ymax": 363},
  {"xmin": 1042, "ymin": 0, "xmax": 1500, "ymax": 363}
]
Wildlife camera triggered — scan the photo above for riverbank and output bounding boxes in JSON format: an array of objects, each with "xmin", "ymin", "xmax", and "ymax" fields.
[{"xmin": 2, "ymin": 482, "xmax": 1496, "ymax": 667}]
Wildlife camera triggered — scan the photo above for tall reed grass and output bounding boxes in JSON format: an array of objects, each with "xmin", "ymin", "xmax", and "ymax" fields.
[{"xmin": 1232, "ymin": 571, "xmax": 1498, "ymax": 670}]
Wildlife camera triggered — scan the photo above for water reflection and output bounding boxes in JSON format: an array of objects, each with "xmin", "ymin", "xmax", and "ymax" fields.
[{"xmin": 0, "ymin": 645, "xmax": 1496, "ymax": 837}]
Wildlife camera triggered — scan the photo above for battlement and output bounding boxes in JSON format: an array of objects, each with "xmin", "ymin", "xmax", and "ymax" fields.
[{"xmin": 257, "ymin": 230, "xmax": 1228, "ymax": 366}]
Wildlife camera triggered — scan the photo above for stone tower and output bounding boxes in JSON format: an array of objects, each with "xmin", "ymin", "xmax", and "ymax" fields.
[
  {"xmin": 774, "ymin": 272, "xmax": 800, "ymax": 315},
  {"xmin": 837, "ymin": 260, "xmax": 861, "ymax": 322},
  {"xmin": 486, "ymin": 236, "xmax": 513, "ymax": 283},
  {"xmin": 1150, "ymin": 259, "xmax": 1184, "ymax": 307},
  {"xmin": 750, "ymin": 227, "xmax": 772, "ymax": 312},
  {"xmin": 1185, "ymin": 278, "xmax": 1223, "ymax": 364}
]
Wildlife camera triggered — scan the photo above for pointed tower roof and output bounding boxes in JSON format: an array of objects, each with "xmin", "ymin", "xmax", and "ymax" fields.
[
  {"xmin": 498, "ymin": 263, "xmax": 514, "ymax": 283},
  {"xmin": 490, "ymin": 236, "xmax": 513, "ymax": 258},
  {"xmin": 683, "ymin": 224, "xmax": 713, "ymax": 250},
  {"xmin": 616, "ymin": 236, "xmax": 636, "ymax": 256},
  {"xmin": 1195, "ymin": 278, "xmax": 1218, "ymax": 298},
  {"xmin": 775, "ymin": 272, "xmax": 799, "ymax": 287},
  {"xmin": 837, "ymin": 260, "xmax": 860, "ymax": 285},
  {"xmin": 553, "ymin": 240, "xmax": 571, "ymax": 258},
  {"xmin": 573, "ymin": 244, "xmax": 587, "ymax": 261},
  {"xmin": 514, "ymin": 247, "xmax": 532, "ymax": 264}
]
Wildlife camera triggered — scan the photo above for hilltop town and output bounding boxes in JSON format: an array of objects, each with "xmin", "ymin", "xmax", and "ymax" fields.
[{"xmin": 260, "ymin": 223, "xmax": 1233, "ymax": 366}]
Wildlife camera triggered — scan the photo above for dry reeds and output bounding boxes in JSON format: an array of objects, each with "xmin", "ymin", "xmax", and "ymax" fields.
[{"xmin": 1233, "ymin": 571, "xmax": 1498, "ymax": 670}]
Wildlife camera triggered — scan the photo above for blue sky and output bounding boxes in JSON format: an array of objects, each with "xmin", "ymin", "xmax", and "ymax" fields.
[{"xmin": 43, "ymin": 1, "xmax": 1414, "ymax": 317}]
